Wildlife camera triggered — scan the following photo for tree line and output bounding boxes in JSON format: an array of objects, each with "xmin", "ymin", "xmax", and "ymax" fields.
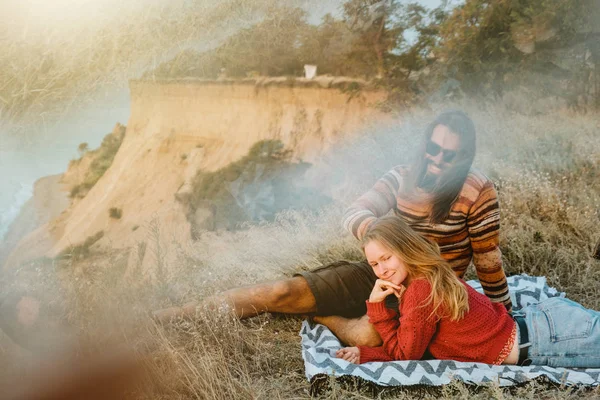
[{"xmin": 148, "ymin": 0, "xmax": 599, "ymax": 109}]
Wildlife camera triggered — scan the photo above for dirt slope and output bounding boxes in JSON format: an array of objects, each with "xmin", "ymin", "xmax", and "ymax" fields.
[{"xmin": 0, "ymin": 175, "xmax": 70, "ymax": 267}]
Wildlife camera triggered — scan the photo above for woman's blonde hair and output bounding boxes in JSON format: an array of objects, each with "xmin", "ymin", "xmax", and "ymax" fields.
[{"xmin": 361, "ymin": 216, "xmax": 469, "ymax": 321}]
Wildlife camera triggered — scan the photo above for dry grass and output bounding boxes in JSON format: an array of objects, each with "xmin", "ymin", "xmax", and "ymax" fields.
[
  {"xmin": 2, "ymin": 103, "xmax": 599, "ymax": 398},
  {"xmin": 1, "ymin": 3, "xmax": 600, "ymax": 395},
  {"xmin": 0, "ymin": 0, "xmax": 328, "ymax": 143}
]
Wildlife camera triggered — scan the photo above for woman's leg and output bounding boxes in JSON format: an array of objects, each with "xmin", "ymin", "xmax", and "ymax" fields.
[{"xmin": 523, "ymin": 297, "xmax": 600, "ymax": 368}]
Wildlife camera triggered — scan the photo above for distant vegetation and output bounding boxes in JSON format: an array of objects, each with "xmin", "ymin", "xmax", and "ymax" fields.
[
  {"xmin": 2, "ymin": 0, "xmax": 597, "ymax": 144},
  {"xmin": 148, "ymin": 0, "xmax": 599, "ymax": 110},
  {"xmin": 179, "ymin": 140, "xmax": 330, "ymax": 235},
  {"xmin": 69, "ymin": 125, "xmax": 126, "ymax": 199}
]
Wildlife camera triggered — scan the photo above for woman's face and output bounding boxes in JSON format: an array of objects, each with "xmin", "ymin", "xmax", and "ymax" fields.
[{"xmin": 364, "ymin": 240, "xmax": 410, "ymax": 286}]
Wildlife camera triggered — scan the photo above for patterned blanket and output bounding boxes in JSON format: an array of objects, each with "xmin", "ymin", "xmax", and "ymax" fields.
[{"xmin": 300, "ymin": 275, "xmax": 600, "ymax": 388}]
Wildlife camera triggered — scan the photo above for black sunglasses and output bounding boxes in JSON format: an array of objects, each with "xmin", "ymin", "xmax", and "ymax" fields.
[{"xmin": 425, "ymin": 141, "xmax": 457, "ymax": 163}]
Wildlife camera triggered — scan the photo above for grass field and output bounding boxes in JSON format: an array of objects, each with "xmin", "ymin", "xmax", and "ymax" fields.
[
  {"xmin": 2, "ymin": 0, "xmax": 599, "ymax": 397},
  {"xmin": 2, "ymin": 103, "xmax": 599, "ymax": 398}
]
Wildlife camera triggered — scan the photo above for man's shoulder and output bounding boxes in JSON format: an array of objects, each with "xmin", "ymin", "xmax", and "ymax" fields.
[
  {"xmin": 376, "ymin": 165, "xmax": 410, "ymax": 186},
  {"xmin": 464, "ymin": 168, "xmax": 495, "ymax": 191},
  {"xmin": 456, "ymin": 169, "xmax": 498, "ymax": 205},
  {"xmin": 387, "ymin": 165, "xmax": 410, "ymax": 177}
]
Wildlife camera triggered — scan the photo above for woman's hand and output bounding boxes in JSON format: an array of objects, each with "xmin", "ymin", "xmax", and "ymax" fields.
[
  {"xmin": 336, "ymin": 347, "xmax": 360, "ymax": 364},
  {"xmin": 369, "ymin": 279, "xmax": 406, "ymax": 303}
]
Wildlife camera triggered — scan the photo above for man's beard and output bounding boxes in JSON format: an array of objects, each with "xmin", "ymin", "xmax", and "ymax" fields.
[
  {"xmin": 421, "ymin": 172, "xmax": 438, "ymax": 191},
  {"xmin": 421, "ymin": 162, "xmax": 442, "ymax": 191}
]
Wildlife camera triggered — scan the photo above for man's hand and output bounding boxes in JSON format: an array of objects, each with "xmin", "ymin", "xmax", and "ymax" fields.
[
  {"xmin": 368, "ymin": 279, "xmax": 405, "ymax": 303},
  {"xmin": 336, "ymin": 346, "xmax": 360, "ymax": 364}
]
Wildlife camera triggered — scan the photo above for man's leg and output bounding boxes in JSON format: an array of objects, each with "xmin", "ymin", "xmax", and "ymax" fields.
[
  {"xmin": 210, "ymin": 276, "xmax": 318, "ymax": 318},
  {"xmin": 153, "ymin": 276, "xmax": 317, "ymax": 321},
  {"xmin": 152, "ymin": 279, "xmax": 382, "ymax": 347},
  {"xmin": 313, "ymin": 315, "xmax": 382, "ymax": 347},
  {"xmin": 152, "ymin": 260, "xmax": 382, "ymax": 350}
]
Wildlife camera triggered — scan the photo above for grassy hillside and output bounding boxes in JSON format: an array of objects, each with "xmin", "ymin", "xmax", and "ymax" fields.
[{"xmin": 1, "ymin": 103, "xmax": 599, "ymax": 399}]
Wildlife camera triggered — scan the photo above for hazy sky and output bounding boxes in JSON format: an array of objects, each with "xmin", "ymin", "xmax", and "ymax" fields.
[
  {"xmin": 1, "ymin": 0, "xmax": 450, "ymax": 34},
  {"xmin": 307, "ymin": 0, "xmax": 447, "ymax": 22},
  {"xmin": 304, "ymin": 0, "xmax": 453, "ymax": 43}
]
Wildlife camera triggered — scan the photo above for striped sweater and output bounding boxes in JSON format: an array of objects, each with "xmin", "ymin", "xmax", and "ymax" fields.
[{"xmin": 343, "ymin": 165, "xmax": 512, "ymax": 311}]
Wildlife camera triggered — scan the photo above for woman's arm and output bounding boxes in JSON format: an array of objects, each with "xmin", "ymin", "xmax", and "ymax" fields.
[
  {"xmin": 342, "ymin": 167, "xmax": 404, "ymax": 240},
  {"xmin": 358, "ymin": 280, "xmax": 438, "ymax": 363}
]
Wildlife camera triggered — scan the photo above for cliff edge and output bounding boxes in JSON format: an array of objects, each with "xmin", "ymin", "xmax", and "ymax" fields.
[{"xmin": 3, "ymin": 78, "xmax": 389, "ymax": 270}]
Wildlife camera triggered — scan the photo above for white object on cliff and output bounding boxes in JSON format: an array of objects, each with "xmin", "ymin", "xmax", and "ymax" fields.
[{"xmin": 304, "ymin": 65, "xmax": 317, "ymax": 79}]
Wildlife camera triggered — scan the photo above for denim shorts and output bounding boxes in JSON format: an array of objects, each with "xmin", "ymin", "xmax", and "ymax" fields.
[{"xmin": 518, "ymin": 297, "xmax": 600, "ymax": 368}]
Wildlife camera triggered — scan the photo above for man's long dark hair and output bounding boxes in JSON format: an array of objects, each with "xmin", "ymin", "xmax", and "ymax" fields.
[{"xmin": 404, "ymin": 110, "xmax": 476, "ymax": 224}]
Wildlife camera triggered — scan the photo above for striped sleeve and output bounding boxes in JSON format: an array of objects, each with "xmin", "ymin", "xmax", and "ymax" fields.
[
  {"xmin": 467, "ymin": 180, "xmax": 512, "ymax": 312},
  {"xmin": 342, "ymin": 167, "xmax": 403, "ymax": 240}
]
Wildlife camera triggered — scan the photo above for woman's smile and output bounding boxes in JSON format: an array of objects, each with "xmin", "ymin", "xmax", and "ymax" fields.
[{"xmin": 364, "ymin": 240, "xmax": 410, "ymax": 286}]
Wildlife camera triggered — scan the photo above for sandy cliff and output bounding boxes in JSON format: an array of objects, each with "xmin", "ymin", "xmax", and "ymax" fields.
[
  {"xmin": 0, "ymin": 175, "xmax": 70, "ymax": 268},
  {"xmin": 3, "ymin": 78, "xmax": 389, "ymax": 270}
]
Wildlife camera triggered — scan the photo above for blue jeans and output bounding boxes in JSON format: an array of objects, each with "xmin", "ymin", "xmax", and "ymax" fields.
[{"xmin": 517, "ymin": 297, "xmax": 600, "ymax": 368}]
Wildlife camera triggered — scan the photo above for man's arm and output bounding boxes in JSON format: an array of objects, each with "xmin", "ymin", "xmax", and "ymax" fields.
[
  {"xmin": 342, "ymin": 167, "xmax": 404, "ymax": 240},
  {"xmin": 467, "ymin": 180, "xmax": 512, "ymax": 312}
]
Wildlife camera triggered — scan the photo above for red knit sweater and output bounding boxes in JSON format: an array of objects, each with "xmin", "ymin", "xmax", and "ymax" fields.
[{"xmin": 358, "ymin": 279, "xmax": 515, "ymax": 364}]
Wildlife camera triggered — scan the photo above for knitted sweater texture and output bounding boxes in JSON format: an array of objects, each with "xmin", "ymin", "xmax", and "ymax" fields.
[
  {"xmin": 342, "ymin": 165, "xmax": 512, "ymax": 311},
  {"xmin": 358, "ymin": 279, "xmax": 515, "ymax": 364}
]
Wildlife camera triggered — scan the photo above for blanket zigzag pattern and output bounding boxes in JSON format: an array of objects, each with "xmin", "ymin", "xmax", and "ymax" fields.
[{"xmin": 300, "ymin": 275, "xmax": 600, "ymax": 387}]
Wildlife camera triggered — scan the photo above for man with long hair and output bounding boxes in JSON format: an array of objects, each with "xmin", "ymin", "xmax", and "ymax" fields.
[{"xmin": 154, "ymin": 110, "xmax": 512, "ymax": 347}]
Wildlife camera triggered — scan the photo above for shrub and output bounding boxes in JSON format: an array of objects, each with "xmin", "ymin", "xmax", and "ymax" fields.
[
  {"xmin": 56, "ymin": 231, "xmax": 104, "ymax": 260},
  {"xmin": 78, "ymin": 142, "xmax": 89, "ymax": 155},
  {"xmin": 69, "ymin": 125, "xmax": 126, "ymax": 198},
  {"xmin": 184, "ymin": 139, "xmax": 330, "ymax": 234},
  {"xmin": 109, "ymin": 207, "xmax": 123, "ymax": 219}
]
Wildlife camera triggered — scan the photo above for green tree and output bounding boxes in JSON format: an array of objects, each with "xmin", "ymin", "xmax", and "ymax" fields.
[
  {"xmin": 214, "ymin": 6, "xmax": 309, "ymax": 77},
  {"xmin": 342, "ymin": 0, "xmax": 406, "ymax": 79},
  {"xmin": 434, "ymin": 0, "xmax": 598, "ymax": 104},
  {"xmin": 148, "ymin": 6, "xmax": 311, "ymax": 79},
  {"xmin": 297, "ymin": 14, "xmax": 354, "ymax": 76}
]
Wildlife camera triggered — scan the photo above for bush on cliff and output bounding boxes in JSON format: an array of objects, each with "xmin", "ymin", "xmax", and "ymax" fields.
[
  {"xmin": 56, "ymin": 230, "xmax": 104, "ymax": 261},
  {"xmin": 182, "ymin": 139, "xmax": 331, "ymax": 236},
  {"xmin": 109, "ymin": 207, "xmax": 123, "ymax": 219},
  {"xmin": 70, "ymin": 125, "xmax": 126, "ymax": 199}
]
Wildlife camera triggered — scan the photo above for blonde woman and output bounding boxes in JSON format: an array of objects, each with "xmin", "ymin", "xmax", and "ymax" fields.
[{"xmin": 336, "ymin": 216, "xmax": 600, "ymax": 368}]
